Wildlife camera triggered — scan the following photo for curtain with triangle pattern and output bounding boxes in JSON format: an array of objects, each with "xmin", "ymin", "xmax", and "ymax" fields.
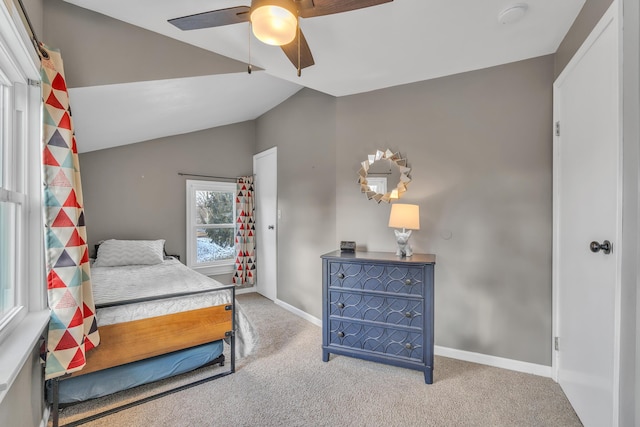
[
  {"xmin": 41, "ymin": 44, "xmax": 100, "ymax": 379},
  {"xmin": 233, "ymin": 176, "xmax": 256, "ymax": 285}
]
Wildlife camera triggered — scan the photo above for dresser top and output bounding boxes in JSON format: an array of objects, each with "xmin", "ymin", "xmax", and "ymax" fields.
[{"xmin": 321, "ymin": 250, "xmax": 435, "ymax": 265}]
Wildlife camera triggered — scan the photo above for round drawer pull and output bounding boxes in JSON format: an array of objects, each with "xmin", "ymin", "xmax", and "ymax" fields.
[
  {"xmin": 405, "ymin": 279, "xmax": 412, "ymax": 285},
  {"xmin": 337, "ymin": 273, "xmax": 345, "ymax": 279},
  {"xmin": 336, "ymin": 302, "xmax": 345, "ymax": 309},
  {"xmin": 405, "ymin": 343, "xmax": 413, "ymax": 350},
  {"xmin": 337, "ymin": 331, "xmax": 345, "ymax": 338},
  {"xmin": 405, "ymin": 312, "xmax": 413, "ymax": 318}
]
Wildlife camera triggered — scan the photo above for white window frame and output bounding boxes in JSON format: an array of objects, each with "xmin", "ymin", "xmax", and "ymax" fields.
[
  {"xmin": 366, "ymin": 177, "xmax": 387, "ymax": 195},
  {"xmin": 0, "ymin": 1, "xmax": 48, "ymax": 403},
  {"xmin": 186, "ymin": 180, "xmax": 236, "ymax": 276}
]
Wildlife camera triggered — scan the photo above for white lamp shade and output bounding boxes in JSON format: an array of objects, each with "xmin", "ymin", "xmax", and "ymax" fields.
[
  {"xmin": 251, "ymin": 0, "xmax": 298, "ymax": 46},
  {"xmin": 388, "ymin": 204, "xmax": 420, "ymax": 230}
]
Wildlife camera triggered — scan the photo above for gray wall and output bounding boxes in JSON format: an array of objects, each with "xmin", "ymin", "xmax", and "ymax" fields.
[
  {"xmin": 79, "ymin": 55, "xmax": 556, "ymax": 366},
  {"xmin": 42, "ymin": 0, "xmax": 247, "ymax": 88},
  {"xmin": 0, "ymin": 350, "xmax": 44, "ymax": 427},
  {"xmin": 335, "ymin": 55, "xmax": 554, "ymax": 365},
  {"xmin": 255, "ymin": 89, "xmax": 337, "ymax": 316},
  {"xmin": 38, "ymin": 0, "xmax": 555, "ymax": 369},
  {"xmin": 79, "ymin": 122, "xmax": 256, "ymax": 280}
]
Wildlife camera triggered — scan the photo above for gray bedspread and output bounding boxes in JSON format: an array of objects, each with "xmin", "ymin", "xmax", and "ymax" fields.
[{"xmin": 90, "ymin": 258, "xmax": 257, "ymax": 358}]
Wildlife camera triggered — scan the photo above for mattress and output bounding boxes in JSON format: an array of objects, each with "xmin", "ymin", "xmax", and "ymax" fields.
[
  {"xmin": 91, "ymin": 258, "xmax": 257, "ymax": 358},
  {"xmin": 53, "ymin": 341, "xmax": 224, "ymax": 404}
]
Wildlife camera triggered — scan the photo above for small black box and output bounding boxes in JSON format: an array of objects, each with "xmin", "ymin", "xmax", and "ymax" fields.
[{"xmin": 340, "ymin": 241, "xmax": 356, "ymax": 252}]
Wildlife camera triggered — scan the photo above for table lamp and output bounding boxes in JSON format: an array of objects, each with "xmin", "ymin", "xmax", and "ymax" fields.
[{"xmin": 388, "ymin": 204, "xmax": 420, "ymax": 257}]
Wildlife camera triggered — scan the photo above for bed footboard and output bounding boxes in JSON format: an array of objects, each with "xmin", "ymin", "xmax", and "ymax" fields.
[
  {"xmin": 49, "ymin": 285, "xmax": 236, "ymax": 427},
  {"xmin": 72, "ymin": 304, "xmax": 233, "ymax": 377}
]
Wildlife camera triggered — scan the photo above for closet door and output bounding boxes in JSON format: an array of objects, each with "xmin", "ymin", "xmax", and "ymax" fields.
[
  {"xmin": 253, "ymin": 147, "xmax": 278, "ymax": 301},
  {"xmin": 552, "ymin": 3, "xmax": 621, "ymax": 426}
]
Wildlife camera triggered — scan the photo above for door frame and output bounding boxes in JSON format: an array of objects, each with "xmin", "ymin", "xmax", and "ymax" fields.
[
  {"xmin": 253, "ymin": 146, "xmax": 278, "ymax": 301},
  {"xmin": 551, "ymin": 2, "xmax": 623, "ymax": 424}
]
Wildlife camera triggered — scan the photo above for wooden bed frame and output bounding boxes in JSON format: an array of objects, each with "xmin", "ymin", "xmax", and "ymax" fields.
[{"xmin": 49, "ymin": 285, "xmax": 236, "ymax": 427}]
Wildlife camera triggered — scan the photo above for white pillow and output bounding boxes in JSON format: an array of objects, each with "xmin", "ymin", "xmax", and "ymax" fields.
[{"xmin": 93, "ymin": 239, "xmax": 165, "ymax": 267}]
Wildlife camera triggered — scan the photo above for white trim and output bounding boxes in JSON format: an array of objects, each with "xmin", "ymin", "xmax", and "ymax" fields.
[
  {"xmin": 191, "ymin": 263, "xmax": 234, "ymax": 277},
  {"xmin": 0, "ymin": 1, "xmax": 39, "ymax": 82},
  {"xmin": 274, "ymin": 298, "xmax": 322, "ymax": 327},
  {"xmin": 434, "ymin": 345, "xmax": 552, "ymax": 378},
  {"xmin": 552, "ymin": 75, "xmax": 560, "ymax": 383},
  {"xmin": 236, "ymin": 286, "xmax": 257, "ymax": 295},
  {"xmin": 0, "ymin": 310, "xmax": 49, "ymax": 401},
  {"xmin": 253, "ymin": 146, "xmax": 278, "ymax": 161},
  {"xmin": 270, "ymin": 292, "xmax": 552, "ymax": 377},
  {"xmin": 612, "ymin": 5, "xmax": 623, "ymax": 427},
  {"xmin": 40, "ymin": 406, "xmax": 50, "ymax": 427}
]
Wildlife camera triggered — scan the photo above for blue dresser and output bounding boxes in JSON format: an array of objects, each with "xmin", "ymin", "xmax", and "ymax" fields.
[{"xmin": 321, "ymin": 250, "xmax": 436, "ymax": 383}]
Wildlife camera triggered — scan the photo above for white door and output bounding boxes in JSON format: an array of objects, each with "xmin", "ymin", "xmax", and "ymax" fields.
[
  {"xmin": 553, "ymin": 4, "xmax": 620, "ymax": 426},
  {"xmin": 253, "ymin": 147, "xmax": 278, "ymax": 301}
]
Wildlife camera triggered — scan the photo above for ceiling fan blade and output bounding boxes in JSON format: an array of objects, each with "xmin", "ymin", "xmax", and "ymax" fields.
[
  {"xmin": 168, "ymin": 6, "xmax": 250, "ymax": 30},
  {"xmin": 297, "ymin": 0, "xmax": 393, "ymax": 19},
  {"xmin": 280, "ymin": 30, "xmax": 315, "ymax": 70}
]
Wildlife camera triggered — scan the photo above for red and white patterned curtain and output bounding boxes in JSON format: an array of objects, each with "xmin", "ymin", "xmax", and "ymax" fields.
[
  {"xmin": 233, "ymin": 176, "xmax": 256, "ymax": 285},
  {"xmin": 41, "ymin": 44, "xmax": 100, "ymax": 379}
]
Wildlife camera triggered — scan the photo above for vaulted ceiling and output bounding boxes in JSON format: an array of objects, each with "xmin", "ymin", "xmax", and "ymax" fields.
[{"xmin": 59, "ymin": 0, "xmax": 585, "ymax": 152}]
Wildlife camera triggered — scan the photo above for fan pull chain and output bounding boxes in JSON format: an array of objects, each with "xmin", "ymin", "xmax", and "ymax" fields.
[
  {"xmin": 247, "ymin": 23, "xmax": 252, "ymax": 74},
  {"xmin": 297, "ymin": 17, "xmax": 301, "ymax": 77}
]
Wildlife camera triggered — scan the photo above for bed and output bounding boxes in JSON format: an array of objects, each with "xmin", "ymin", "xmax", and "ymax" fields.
[{"xmin": 47, "ymin": 239, "xmax": 257, "ymax": 427}]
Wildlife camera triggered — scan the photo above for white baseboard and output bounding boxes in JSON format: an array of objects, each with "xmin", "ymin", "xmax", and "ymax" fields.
[
  {"xmin": 235, "ymin": 286, "xmax": 257, "ymax": 295},
  {"xmin": 435, "ymin": 345, "xmax": 552, "ymax": 378},
  {"xmin": 274, "ymin": 298, "xmax": 322, "ymax": 327},
  {"xmin": 40, "ymin": 407, "xmax": 50, "ymax": 427},
  {"xmin": 259, "ymin": 293, "xmax": 552, "ymax": 379}
]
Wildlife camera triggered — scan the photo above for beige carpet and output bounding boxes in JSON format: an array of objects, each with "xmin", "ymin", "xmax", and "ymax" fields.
[{"xmin": 54, "ymin": 293, "xmax": 582, "ymax": 426}]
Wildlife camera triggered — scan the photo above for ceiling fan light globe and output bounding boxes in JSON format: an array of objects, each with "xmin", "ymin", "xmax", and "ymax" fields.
[{"xmin": 251, "ymin": 0, "xmax": 297, "ymax": 46}]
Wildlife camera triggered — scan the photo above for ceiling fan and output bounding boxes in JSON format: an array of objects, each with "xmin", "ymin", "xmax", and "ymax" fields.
[{"xmin": 168, "ymin": 0, "xmax": 393, "ymax": 75}]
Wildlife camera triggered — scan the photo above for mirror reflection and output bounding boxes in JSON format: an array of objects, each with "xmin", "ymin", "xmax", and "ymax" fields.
[
  {"xmin": 367, "ymin": 159, "xmax": 401, "ymax": 195},
  {"xmin": 358, "ymin": 149, "xmax": 411, "ymax": 203}
]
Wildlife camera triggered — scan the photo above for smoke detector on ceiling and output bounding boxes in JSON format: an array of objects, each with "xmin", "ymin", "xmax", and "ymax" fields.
[{"xmin": 498, "ymin": 3, "xmax": 529, "ymax": 25}]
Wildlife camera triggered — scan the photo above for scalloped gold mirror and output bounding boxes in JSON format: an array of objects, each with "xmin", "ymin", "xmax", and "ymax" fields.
[{"xmin": 358, "ymin": 149, "xmax": 411, "ymax": 203}]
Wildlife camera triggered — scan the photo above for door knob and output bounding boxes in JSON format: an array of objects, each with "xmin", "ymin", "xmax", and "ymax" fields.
[
  {"xmin": 590, "ymin": 240, "xmax": 612, "ymax": 254},
  {"xmin": 268, "ymin": 225, "xmax": 274, "ymax": 230}
]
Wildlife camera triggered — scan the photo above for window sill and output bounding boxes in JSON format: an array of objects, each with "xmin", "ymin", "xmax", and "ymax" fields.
[
  {"xmin": 0, "ymin": 310, "xmax": 49, "ymax": 403},
  {"xmin": 190, "ymin": 263, "xmax": 234, "ymax": 277}
]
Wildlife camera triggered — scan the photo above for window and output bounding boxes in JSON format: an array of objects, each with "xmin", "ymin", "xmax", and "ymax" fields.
[
  {"xmin": 186, "ymin": 180, "xmax": 236, "ymax": 275},
  {"xmin": 0, "ymin": 0, "xmax": 47, "ymax": 398},
  {"xmin": 0, "ymin": 83, "xmax": 16, "ymax": 324},
  {"xmin": 0, "ymin": 68, "xmax": 28, "ymax": 336}
]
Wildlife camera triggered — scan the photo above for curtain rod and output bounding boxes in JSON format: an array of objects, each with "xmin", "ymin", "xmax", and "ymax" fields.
[
  {"xmin": 178, "ymin": 172, "xmax": 252, "ymax": 181},
  {"xmin": 15, "ymin": 0, "xmax": 49, "ymax": 59}
]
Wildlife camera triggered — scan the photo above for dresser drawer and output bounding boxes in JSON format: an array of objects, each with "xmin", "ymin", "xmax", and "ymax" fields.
[
  {"xmin": 328, "ymin": 319, "xmax": 423, "ymax": 362},
  {"xmin": 329, "ymin": 290, "xmax": 423, "ymax": 328},
  {"xmin": 327, "ymin": 261, "xmax": 424, "ymax": 296}
]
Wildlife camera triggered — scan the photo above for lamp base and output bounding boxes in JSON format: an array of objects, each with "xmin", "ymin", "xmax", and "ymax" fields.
[{"xmin": 394, "ymin": 229, "xmax": 413, "ymax": 258}]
